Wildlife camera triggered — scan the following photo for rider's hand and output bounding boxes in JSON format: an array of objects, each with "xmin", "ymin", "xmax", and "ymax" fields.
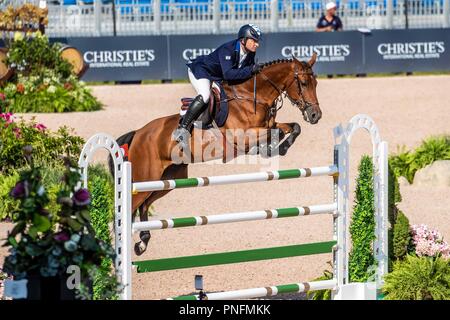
[{"xmin": 251, "ymin": 63, "xmax": 263, "ymax": 75}]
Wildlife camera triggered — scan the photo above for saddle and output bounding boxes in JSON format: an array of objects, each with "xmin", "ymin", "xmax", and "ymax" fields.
[{"xmin": 179, "ymin": 82, "xmax": 229, "ymax": 129}]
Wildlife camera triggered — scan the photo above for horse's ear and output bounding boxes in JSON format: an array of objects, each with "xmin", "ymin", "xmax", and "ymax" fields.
[{"xmin": 308, "ymin": 53, "xmax": 317, "ymax": 67}]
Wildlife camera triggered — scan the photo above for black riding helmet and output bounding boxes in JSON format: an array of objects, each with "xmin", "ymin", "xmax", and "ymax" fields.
[{"xmin": 238, "ymin": 24, "xmax": 262, "ymax": 42}]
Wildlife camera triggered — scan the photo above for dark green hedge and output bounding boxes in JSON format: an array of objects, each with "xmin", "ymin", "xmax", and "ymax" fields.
[
  {"xmin": 348, "ymin": 155, "xmax": 376, "ymax": 282},
  {"xmin": 87, "ymin": 165, "xmax": 116, "ymax": 300}
]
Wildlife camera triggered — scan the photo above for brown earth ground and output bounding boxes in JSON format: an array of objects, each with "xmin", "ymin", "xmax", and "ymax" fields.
[{"xmin": 1, "ymin": 75, "xmax": 450, "ymax": 299}]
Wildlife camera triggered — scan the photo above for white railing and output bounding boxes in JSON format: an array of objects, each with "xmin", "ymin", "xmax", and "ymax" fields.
[{"xmin": 3, "ymin": 0, "xmax": 450, "ymax": 36}]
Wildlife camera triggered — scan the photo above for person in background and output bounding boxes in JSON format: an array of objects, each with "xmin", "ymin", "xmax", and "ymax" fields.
[{"xmin": 316, "ymin": 2, "xmax": 343, "ymax": 32}]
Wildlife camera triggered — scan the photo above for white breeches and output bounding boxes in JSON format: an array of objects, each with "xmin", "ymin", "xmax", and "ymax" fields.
[{"xmin": 188, "ymin": 67, "xmax": 211, "ymax": 103}]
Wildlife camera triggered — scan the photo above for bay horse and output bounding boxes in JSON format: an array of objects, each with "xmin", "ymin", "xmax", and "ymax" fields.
[{"xmin": 109, "ymin": 53, "xmax": 322, "ymax": 255}]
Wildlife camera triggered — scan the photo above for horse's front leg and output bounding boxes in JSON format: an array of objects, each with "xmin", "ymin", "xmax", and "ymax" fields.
[
  {"xmin": 237, "ymin": 126, "xmax": 286, "ymax": 158},
  {"xmin": 273, "ymin": 122, "xmax": 301, "ymax": 156}
]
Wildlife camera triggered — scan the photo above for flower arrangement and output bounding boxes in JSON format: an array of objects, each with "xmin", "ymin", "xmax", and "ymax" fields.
[
  {"xmin": 0, "ymin": 111, "xmax": 84, "ymax": 178},
  {"xmin": 411, "ymin": 224, "xmax": 450, "ymax": 259},
  {"xmin": 0, "ymin": 31, "xmax": 101, "ymax": 113},
  {"xmin": 1, "ymin": 147, "xmax": 122, "ymax": 299}
]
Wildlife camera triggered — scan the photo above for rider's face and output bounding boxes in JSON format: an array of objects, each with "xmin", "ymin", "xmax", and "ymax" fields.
[{"xmin": 244, "ymin": 38, "xmax": 259, "ymax": 53}]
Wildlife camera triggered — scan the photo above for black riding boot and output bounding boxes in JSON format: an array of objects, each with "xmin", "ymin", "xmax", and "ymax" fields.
[{"xmin": 172, "ymin": 95, "xmax": 207, "ymax": 149}]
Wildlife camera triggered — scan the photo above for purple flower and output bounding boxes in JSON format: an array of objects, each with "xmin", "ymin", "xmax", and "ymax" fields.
[
  {"xmin": 72, "ymin": 188, "xmax": 91, "ymax": 206},
  {"xmin": 54, "ymin": 231, "xmax": 70, "ymax": 242},
  {"xmin": 10, "ymin": 181, "xmax": 28, "ymax": 199}
]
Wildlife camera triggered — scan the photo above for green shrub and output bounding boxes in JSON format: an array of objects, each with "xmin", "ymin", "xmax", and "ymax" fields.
[
  {"xmin": 0, "ymin": 116, "xmax": 84, "ymax": 175},
  {"xmin": 87, "ymin": 164, "xmax": 116, "ymax": 300},
  {"xmin": 413, "ymin": 135, "xmax": 450, "ymax": 170},
  {"xmin": 389, "ymin": 135, "xmax": 450, "ymax": 183},
  {"xmin": 0, "ymin": 162, "xmax": 66, "ymax": 222},
  {"xmin": 388, "ymin": 148, "xmax": 416, "ymax": 183},
  {"xmin": 382, "ymin": 255, "xmax": 450, "ymax": 300},
  {"xmin": 387, "ymin": 163, "xmax": 401, "ymax": 271},
  {"xmin": 392, "ymin": 211, "xmax": 412, "ymax": 261},
  {"xmin": 0, "ymin": 171, "xmax": 20, "ymax": 221},
  {"xmin": 4, "ymin": 81, "xmax": 101, "ymax": 113},
  {"xmin": 307, "ymin": 264, "xmax": 333, "ymax": 300},
  {"xmin": 349, "ymin": 155, "xmax": 376, "ymax": 282}
]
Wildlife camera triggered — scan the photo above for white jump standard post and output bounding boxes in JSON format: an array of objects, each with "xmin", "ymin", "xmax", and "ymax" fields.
[
  {"xmin": 332, "ymin": 114, "xmax": 389, "ymax": 299},
  {"xmin": 78, "ymin": 133, "xmax": 132, "ymax": 300}
]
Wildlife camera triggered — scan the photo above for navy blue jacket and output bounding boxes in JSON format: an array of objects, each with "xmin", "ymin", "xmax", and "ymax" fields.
[{"xmin": 187, "ymin": 39, "xmax": 256, "ymax": 82}]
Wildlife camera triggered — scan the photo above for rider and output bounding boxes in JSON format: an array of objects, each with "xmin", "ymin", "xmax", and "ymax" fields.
[{"xmin": 172, "ymin": 24, "xmax": 263, "ymax": 150}]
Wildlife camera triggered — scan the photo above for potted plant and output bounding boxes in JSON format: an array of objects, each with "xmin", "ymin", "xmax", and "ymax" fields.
[{"xmin": 2, "ymin": 146, "xmax": 121, "ymax": 300}]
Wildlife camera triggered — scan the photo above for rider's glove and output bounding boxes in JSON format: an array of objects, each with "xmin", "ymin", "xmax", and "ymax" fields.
[{"xmin": 251, "ymin": 63, "xmax": 263, "ymax": 75}]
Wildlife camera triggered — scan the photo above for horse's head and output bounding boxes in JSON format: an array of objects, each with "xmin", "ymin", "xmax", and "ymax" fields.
[{"xmin": 285, "ymin": 54, "xmax": 322, "ymax": 124}]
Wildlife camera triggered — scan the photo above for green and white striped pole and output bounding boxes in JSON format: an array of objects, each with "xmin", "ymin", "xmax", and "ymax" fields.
[
  {"xmin": 132, "ymin": 165, "xmax": 338, "ymax": 193},
  {"xmin": 132, "ymin": 203, "xmax": 337, "ymax": 232},
  {"xmin": 168, "ymin": 280, "xmax": 337, "ymax": 300}
]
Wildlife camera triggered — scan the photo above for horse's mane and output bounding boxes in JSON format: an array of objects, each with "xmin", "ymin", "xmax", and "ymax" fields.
[
  {"xmin": 260, "ymin": 58, "xmax": 310, "ymax": 71},
  {"xmin": 261, "ymin": 58, "xmax": 293, "ymax": 69},
  {"xmin": 226, "ymin": 58, "xmax": 307, "ymax": 87}
]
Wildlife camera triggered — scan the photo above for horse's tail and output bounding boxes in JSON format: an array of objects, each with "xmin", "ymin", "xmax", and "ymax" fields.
[{"xmin": 108, "ymin": 130, "xmax": 136, "ymax": 178}]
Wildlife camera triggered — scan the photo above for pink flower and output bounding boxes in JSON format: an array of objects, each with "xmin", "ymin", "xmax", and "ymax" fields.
[
  {"xmin": 411, "ymin": 224, "xmax": 450, "ymax": 260},
  {"xmin": 0, "ymin": 112, "xmax": 14, "ymax": 124},
  {"xmin": 34, "ymin": 123, "xmax": 47, "ymax": 131},
  {"xmin": 0, "ymin": 92, "xmax": 5, "ymax": 101}
]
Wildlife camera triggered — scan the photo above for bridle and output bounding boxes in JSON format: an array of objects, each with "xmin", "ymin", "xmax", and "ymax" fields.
[{"xmin": 259, "ymin": 62, "xmax": 319, "ymax": 121}]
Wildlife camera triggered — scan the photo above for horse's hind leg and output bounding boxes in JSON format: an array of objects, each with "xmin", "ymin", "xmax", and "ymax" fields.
[
  {"xmin": 135, "ymin": 202, "xmax": 152, "ymax": 256},
  {"xmin": 134, "ymin": 164, "xmax": 188, "ymax": 255}
]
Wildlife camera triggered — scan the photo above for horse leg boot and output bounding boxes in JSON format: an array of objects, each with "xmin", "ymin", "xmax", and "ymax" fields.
[
  {"xmin": 172, "ymin": 95, "xmax": 208, "ymax": 150},
  {"xmin": 277, "ymin": 123, "xmax": 301, "ymax": 156},
  {"xmin": 135, "ymin": 231, "xmax": 151, "ymax": 256}
]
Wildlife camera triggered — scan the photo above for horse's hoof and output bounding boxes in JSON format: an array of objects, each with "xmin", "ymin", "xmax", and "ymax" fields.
[
  {"xmin": 140, "ymin": 231, "xmax": 151, "ymax": 243},
  {"xmin": 279, "ymin": 145, "xmax": 289, "ymax": 156},
  {"xmin": 134, "ymin": 241, "xmax": 147, "ymax": 256}
]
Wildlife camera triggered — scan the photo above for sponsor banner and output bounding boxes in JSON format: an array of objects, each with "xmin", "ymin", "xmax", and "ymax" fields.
[
  {"xmin": 364, "ymin": 29, "xmax": 450, "ymax": 72},
  {"xmin": 168, "ymin": 34, "xmax": 234, "ymax": 79},
  {"xmin": 263, "ymin": 31, "xmax": 364, "ymax": 75},
  {"xmin": 58, "ymin": 36, "xmax": 169, "ymax": 81},
  {"xmin": 35, "ymin": 28, "xmax": 450, "ymax": 81}
]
